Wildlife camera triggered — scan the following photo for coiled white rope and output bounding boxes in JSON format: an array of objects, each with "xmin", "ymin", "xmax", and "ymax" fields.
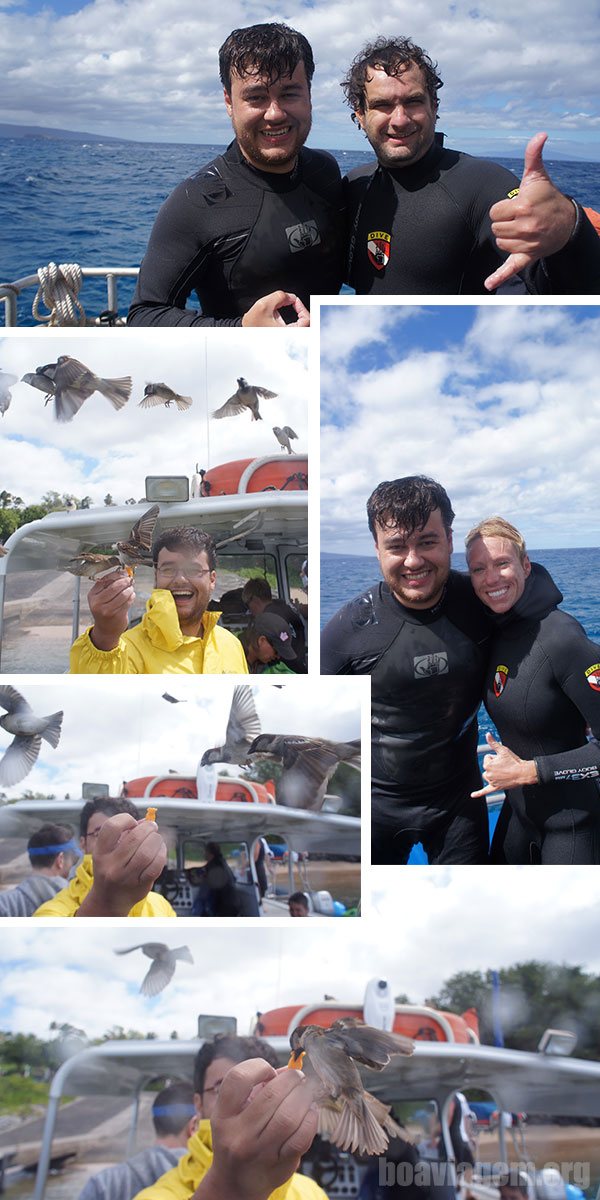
[{"xmin": 32, "ymin": 262, "xmax": 87, "ymax": 325}]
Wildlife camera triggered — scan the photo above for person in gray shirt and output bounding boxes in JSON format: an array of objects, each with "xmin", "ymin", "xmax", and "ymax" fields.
[{"xmin": 0, "ymin": 824, "xmax": 78, "ymax": 917}]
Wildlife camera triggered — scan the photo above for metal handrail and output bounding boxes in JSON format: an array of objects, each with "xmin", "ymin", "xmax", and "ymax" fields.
[{"xmin": 0, "ymin": 266, "xmax": 139, "ymax": 326}]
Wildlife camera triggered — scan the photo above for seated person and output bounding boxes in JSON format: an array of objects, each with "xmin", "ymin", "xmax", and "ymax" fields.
[
  {"xmin": 242, "ymin": 578, "xmax": 307, "ymax": 671},
  {"xmin": 288, "ymin": 891, "xmax": 309, "ymax": 917},
  {"xmin": 34, "ymin": 797, "xmax": 176, "ymax": 917},
  {"xmin": 70, "ymin": 528, "xmax": 248, "ymax": 675},
  {"xmin": 78, "ymin": 1081, "xmax": 196, "ymax": 1200},
  {"xmin": 134, "ymin": 1034, "xmax": 327, "ymax": 1200},
  {"xmin": 0, "ymin": 823, "xmax": 79, "ymax": 917},
  {"xmin": 243, "ymin": 613, "xmax": 297, "ymax": 674}
]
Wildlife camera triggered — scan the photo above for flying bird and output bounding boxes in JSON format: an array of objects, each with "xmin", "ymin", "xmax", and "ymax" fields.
[
  {"xmin": 273, "ymin": 426, "xmax": 298, "ymax": 454},
  {"xmin": 248, "ymin": 734, "xmax": 361, "ymax": 810},
  {"xmin": 114, "ymin": 943, "xmax": 194, "ymax": 996},
  {"xmin": 65, "ymin": 504, "xmax": 160, "ymax": 579},
  {"xmin": 0, "ymin": 370, "xmax": 18, "ymax": 416},
  {"xmin": 200, "ymin": 685, "xmax": 262, "ymax": 767},
  {"xmin": 289, "ymin": 1018, "xmax": 413, "ymax": 1156},
  {"xmin": 212, "ymin": 377, "xmax": 277, "ymax": 422},
  {"xmin": 0, "ymin": 684, "xmax": 63, "ymax": 787},
  {"xmin": 23, "ymin": 355, "xmax": 132, "ymax": 422},
  {"xmin": 139, "ymin": 383, "xmax": 193, "ymax": 411}
]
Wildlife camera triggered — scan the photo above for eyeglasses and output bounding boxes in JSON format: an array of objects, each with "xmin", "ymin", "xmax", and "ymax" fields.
[
  {"xmin": 156, "ymin": 565, "xmax": 213, "ymax": 582},
  {"xmin": 202, "ymin": 1079, "xmax": 224, "ymax": 1098}
]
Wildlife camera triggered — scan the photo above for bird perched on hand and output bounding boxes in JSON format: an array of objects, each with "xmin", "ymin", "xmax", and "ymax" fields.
[
  {"xmin": 65, "ymin": 504, "xmax": 160, "ymax": 579},
  {"xmin": 212, "ymin": 377, "xmax": 277, "ymax": 422},
  {"xmin": 273, "ymin": 426, "xmax": 298, "ymax": 454},
  {"xmin": 248, "ymin": 734, "xmax": 361, "ymax": 810},
  {"xmin": 0, "ymin": 370, "xmax": 18, "ymax": 416},
  {"xmin": 22, "ymin": 355, "xmax": 132, "ymax": 422},
  {"xmin": 0, "ymin": 684, "xmax": 63, "ymax": 787},
  {"xmin": 289, "ymin": 1018, "xmax": 413, "ymax": 1156},
  {"xmin": 139, "ymin": 382, "xmax": 193, "ymax": 411},
  {"xmin": 114, "ymin": 943, "xmax": 194, "ymax": 996},
  {"xmin": 200, "ymin": 684, "xmax": 262, "ymax": 767}
]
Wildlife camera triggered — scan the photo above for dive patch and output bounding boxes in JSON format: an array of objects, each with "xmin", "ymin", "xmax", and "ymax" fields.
[
  {"xmin": 285, "ymin": 220, "xmax": 320, "ymax": 253},
  {"xmin": 585, "ymin": 663, "xmax": 600, "ymax": 691},
  {"xmin": 494, "ymin": 665, "xmax": 509, "ymax": 697},
  {"xmin": 414, "ymin": 652, "xmax": 448, "ymax": 678},
  {"xmin": 367, "ymin": 231, "xmax": 391, "ymax": 270}
]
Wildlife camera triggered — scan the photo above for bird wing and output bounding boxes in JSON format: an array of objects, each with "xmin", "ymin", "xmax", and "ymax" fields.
[
  {"xmin": 225, "ymin": 685, "xmax": 262, "ymax": 757},
  {"xmin": 331, "ymin": 1019, "xmax": 414, "ymax": 1065},
  {"xmin": 0, "ymin": 373, "xmax": 18, "ymax": 387},
  {"xmin": 0, "ymin": 685, "xmax": 32, "ymax": 716},
  {"xmin": 278, "ymin": 739, "xmax": 343, "ymax": 809},
  {"xmin": 129, "ymin": 505, "xmax": 160, "ymax": 552},
  {"xmin": 301, "ymin": 1028, "xmax": 363, "ymax": 1094},
  {"xmin": 138, "ymin": 392, "xmax": 165, "ymax": 408},
  {"xmin": 282, "ymin": 427, "xmax": 298, "ymax": 438},
  {"xmin": 54, "ymin": 357, "xmax": 98, "ymax": 397},
  {"xmin": 65, "ymin": 554, "xmax": 122, "ymax": 578},
  {"xmin": 114, "ymin": 942, "xmax": 167, "ymax": 958},
  {"xmin": 141, "ymin": 956, "xmax": 177, "ymax": 997},
  {"xmin": 22, "ymin": 372, "xmax": 56, "ymax": 395},
  {"xmin": 253, "ymin": 388, "xmax": 278, "ymax": 399},
  {"xmin": 211, "ymin": 394, "xmax": 248, "ymax": 419},
  {"xmin": 0, "ymin": 735, "xmax": 42, "ymax": 786}
]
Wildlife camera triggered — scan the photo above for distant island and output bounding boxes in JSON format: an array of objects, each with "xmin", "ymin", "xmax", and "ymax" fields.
[{"xmin": 0, "ymin": 122, "xmax": 132, "ymax": 144}]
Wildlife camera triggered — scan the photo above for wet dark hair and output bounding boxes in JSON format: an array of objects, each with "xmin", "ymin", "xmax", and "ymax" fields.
[
  {"xmin": 153, "ymin": 527, "xmax": 217, "ymax": 572},
  {"xmin": 27, "ymin": 823, "xmax": 75, "ymax": 869},
  {"xmin": 151, "ymin": 1080, "xmax": 195, "ymax": 1137},
  {"xmin": 79, "ymin": 796, "xmax": 140, "ymax": 838},
  {"xmin": 219, "ymin": 23, "xmax": 315, "ymax": 94},
  {"xmin": 241, "ymin": 577, "xmax": 272, "ymax": 604},
  {"xmin": 342, "ymin": 36, "xmax": 443, "ymax": 113},
  {"xmin": 288, "ymin": 890, "xmax": 309, "ymax": 909},
  {"xmin": 194, "ymin": 1034, "xmax": 279, "ymax": 1096},
  {"xmin": 367, "ymin": 476, "xmax": 455, "ymax": 540}
]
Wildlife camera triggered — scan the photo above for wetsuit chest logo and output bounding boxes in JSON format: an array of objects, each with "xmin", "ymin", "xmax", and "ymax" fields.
[
  {"xmin": 414, "ymin": 652, "xmax": 448, "ymax": 678},
  {"xmin": 585, "ymin": 663, "xmax": 600, "ymax": 691},
  {"xmin": 494, "ymin": 665, "xmax": 509, "ymax": 697},
  {"xmin": 285, "ymin": 220, "xmax": 320, "ymax": 253},
  {"xmin": 367, "ymin": 231, "xmax": 391, "ymax": 270}
]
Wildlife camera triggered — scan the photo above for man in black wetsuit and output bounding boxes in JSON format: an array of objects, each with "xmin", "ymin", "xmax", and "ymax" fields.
[
  {"xmin": 320, "ymin": 476, "xmax": 491, "ymax": 865},
  {"xmin": 128, "ymin": 23, "xmax": 345, "ymax": 327},
  {"xmin": 342, "ymin": 37, "xmax": 600, "ymax": 294}
]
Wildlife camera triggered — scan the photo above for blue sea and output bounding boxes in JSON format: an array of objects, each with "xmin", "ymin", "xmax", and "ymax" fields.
[{"xmin": 0, "ymin": 134, "xmax": 599, "ymax": 324}]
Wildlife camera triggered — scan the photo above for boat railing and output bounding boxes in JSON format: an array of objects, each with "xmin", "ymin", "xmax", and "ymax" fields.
[{"xmin": 0, "ymin": 264, "xmax": 139, "ymax": 326}]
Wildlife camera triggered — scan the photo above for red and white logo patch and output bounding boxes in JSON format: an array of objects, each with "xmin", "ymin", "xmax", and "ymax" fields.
[
  {"xmin": 367, "ymin": 231, "xmax": 391, "ymax": 270},
  {"xmin": 493, "ymin": 665, "xmax": 509, "ymax": 697},
  {"xmin": 585, "ymin": 663, "xmax": 600, "ymax": 691}
]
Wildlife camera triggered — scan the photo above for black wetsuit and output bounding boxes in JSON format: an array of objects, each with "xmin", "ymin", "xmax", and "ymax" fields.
[
  {"xmin": 320, "ymin": 572, "xmax": 491, "ymax": 864},
  {"xmin": 128, "ymin": 141, "xmax": 345, "ymax": 326},
  {"xmin": 345, "ymin": 134, "xmax": 600, "ymax": 295},
  {"xmin": 483, "ymin": 566, "xmax": 600, "ymax": 864}
]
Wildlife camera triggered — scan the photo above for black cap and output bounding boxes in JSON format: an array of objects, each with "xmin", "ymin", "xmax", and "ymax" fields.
[{"xmin": 250, "ymin": 613, "xmax": 296, "ymax": 660}]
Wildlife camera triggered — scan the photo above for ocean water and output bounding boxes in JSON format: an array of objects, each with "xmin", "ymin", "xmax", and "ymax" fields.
[
  {"xmin": 321, "ymin": 546, "xmax": 600, "ymax": 742},
  {"xmin": 0, "ymin": 135, "xmax": 599, "ymax": 324}
]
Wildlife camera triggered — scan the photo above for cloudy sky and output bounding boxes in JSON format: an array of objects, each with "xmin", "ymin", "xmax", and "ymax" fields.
[
  {"xmin": 1, "ymin": 0, "xmax": 599, "ymax": 158},
  {"xmin": 0, "ymin": 676, "xmax": 363, "ymax": 799},
  {"xmin": 320, "ymin": 302, "xmax": 600, "ymax": 554},
  {"xmin": 0, "ymin": 329, "xmax": 308, "ymax": 506},
  {"xmin": 0, "ymin": 867, "xmax": 598, "ymax": 1040}
]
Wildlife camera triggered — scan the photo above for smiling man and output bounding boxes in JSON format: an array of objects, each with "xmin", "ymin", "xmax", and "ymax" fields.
[
  {"xmin": 320, "ymin": 476, "xmax": 491, "ymax": 865},
  {"xmin": 128, "ymin": 23, "xmax": 344, "ymax": 327},
  {"xmin": 69, "ymin": 527, "xmax": 248, "ymax": 674},
  {"xmin": 343, "ymin": 36, "xmax": 600, "ymax": 294}
]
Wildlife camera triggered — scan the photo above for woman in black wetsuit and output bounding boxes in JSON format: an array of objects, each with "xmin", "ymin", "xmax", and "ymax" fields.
[{"xmin": 465, "ymin": 517, "xmax": 600, "ymax": 864}]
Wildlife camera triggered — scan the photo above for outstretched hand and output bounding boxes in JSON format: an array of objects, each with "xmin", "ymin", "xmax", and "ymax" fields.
[
  {"xmin": 485, "ymin": 133, "xmax": 577, "ymax": 290},
  {"xmin": 471, "ymin": 732, "xmax": 538, "ymax": 797}
]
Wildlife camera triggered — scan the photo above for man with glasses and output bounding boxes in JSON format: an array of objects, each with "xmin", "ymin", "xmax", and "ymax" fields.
[
  {"xmin": 70, "ymin": 528, "xmax": 248, "ymax": 674},
  {"xmin": 135, "ymin": 1035, "xmax": 327, "ymax": 1200}
]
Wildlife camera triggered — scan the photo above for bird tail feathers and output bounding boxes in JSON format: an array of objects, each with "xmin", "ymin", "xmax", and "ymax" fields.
[
  {"xmin": 41, "ymin": 712, "xmax": 63, "ymax": 748},
  {"xmin": 97, "ymin": 377, "xmax": 132, "ymax": 410}
]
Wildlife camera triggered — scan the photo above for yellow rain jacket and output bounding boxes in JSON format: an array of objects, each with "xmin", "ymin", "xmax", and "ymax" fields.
[
  {"xmin": 133, "ymin": 1120, "xmax": 328, "ymax": 1200},
  {"xmin": 70, "ymin": 590, "xmax": 249, "ymax": 674},
  {"xmin": 33, "ymin": 854, "xmax": 176, "ymax": 917}
]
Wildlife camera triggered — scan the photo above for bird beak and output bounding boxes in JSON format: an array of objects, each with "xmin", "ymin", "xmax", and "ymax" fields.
[{"xmin": 287, "ymin": 1049, "xmax": 305, "ymax": 1070}]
